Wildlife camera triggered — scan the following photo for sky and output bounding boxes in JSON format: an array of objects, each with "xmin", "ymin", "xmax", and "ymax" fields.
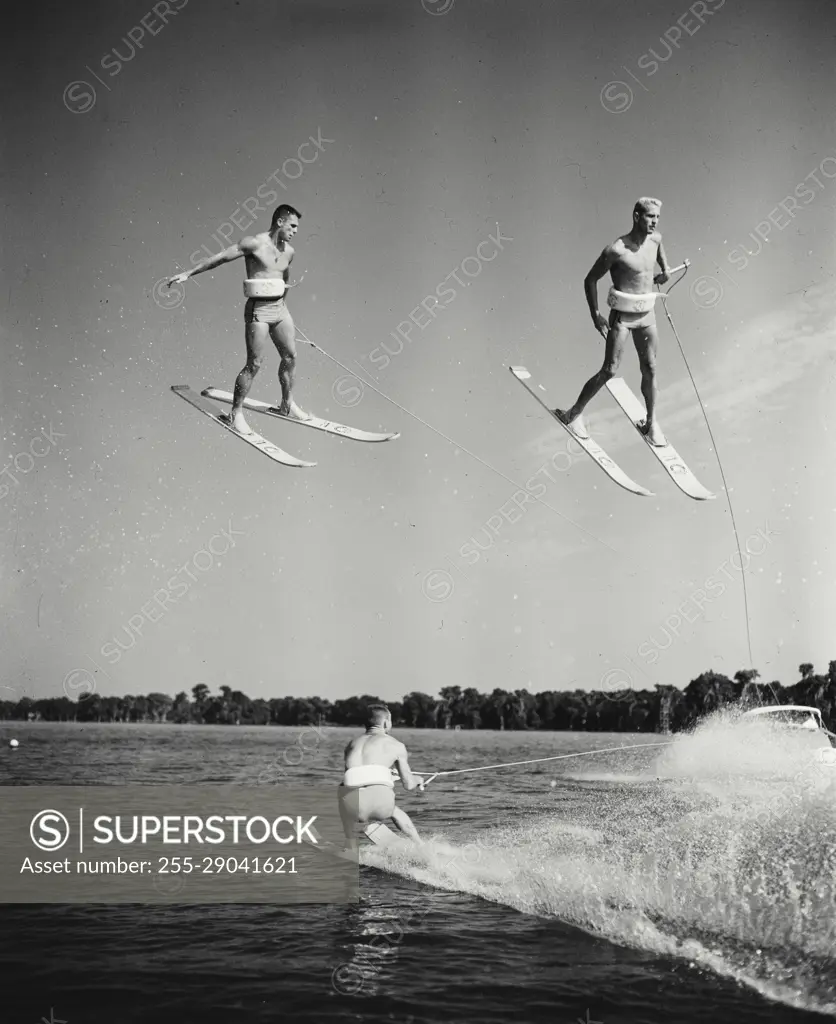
[{"xmin": 2, "ymin": 0, "xmax": 836, "ymax": 705}]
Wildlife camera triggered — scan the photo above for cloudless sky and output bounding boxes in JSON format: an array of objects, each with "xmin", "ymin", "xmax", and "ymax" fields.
[{"xmin": 2, "ymin": 0, "xmax": 835, "ymax": 704}]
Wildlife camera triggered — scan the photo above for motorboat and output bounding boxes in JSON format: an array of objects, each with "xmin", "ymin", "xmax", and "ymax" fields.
[{"xmin": 741, "ymin": 705, "xmax": 836, "ymax": 764}]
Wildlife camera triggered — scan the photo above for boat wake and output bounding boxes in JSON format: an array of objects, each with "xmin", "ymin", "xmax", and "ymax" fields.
[{"xmin": 363, "ymin": 714, "xmax": 836, "ymax": 1017}]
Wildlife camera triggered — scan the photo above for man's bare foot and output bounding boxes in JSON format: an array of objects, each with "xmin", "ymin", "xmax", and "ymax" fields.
[
  {"xmin": 554, "ymin": 408, "xmax": 590, "ymax": 440},
  {"xmin": 278, "ymin": 400, "xmax": 312, "ymax": 422},
  {"xmin": 639, "ymin": 419, "xmax": 666, "ymax": 447},
  {"xmin": 220, "ymin": 411, "xmax": 254, "ymax": 436}
]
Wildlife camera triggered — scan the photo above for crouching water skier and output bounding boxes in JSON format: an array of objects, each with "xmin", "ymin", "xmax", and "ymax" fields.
[{"xmin": 338, "ymin": 704, "xmax": 424, "ymax": 850}]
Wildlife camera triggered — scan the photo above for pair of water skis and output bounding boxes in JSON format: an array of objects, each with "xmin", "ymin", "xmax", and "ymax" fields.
[
  {"xmin": 171, "ymin": 375, "xmax": 711, "ymax": 500},
  {"xmin": 509, "ymin": 366, "xmax": 714, "ymax": 501},
  {"xmin": 171, "ymin": 386, "xmax": 400, "ymax": 469}
]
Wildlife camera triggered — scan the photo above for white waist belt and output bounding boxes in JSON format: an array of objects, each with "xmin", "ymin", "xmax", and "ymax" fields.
[
  {"xmin": 607, "ymin": 288, "xmax": 657, "ymax": 313},
  {"xmin": 244, "ymin": 278, "xmax": 286, "ymax": 299},
  {"xmin": 342, "ymin": 764, "xmax": 395, "ymax": 789}
]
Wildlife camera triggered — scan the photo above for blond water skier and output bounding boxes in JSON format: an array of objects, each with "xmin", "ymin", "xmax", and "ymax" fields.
[{"xmin": 556, "ymin": 197, "xmax": 672, "ymax": 447}]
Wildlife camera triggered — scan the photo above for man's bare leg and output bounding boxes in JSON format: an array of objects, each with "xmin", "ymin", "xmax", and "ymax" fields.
[
  {"xmin": 391, "ymin": 805, "xmax": 422, "ymax": 843},
  {"xmin": 270, "ymin": 316, "xmax": 311, "ymax": 421},
  {"xmin": 224, "ymin": 322, "xmax": 269, "ymax": 434},
  {"xmin": 555, "ymin": 319, "xmax": 627, "ymax": 439},
  {"xmin": 338, "ymin": 794, "xmax": 360, "ymax": 854},
  {"xmin": 633, "ymin": 326, "xmax": 666, "ymax": 446}
]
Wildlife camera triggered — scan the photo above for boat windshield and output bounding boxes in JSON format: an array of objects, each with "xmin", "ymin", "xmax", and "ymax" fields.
[{"xmin": 757, "ymin": 709, "xmax": 821, "ymax": 728}]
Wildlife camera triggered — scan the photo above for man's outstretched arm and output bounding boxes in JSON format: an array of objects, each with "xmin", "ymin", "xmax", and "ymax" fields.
[{"xmin": 167, "ymin": 238, "xmax": 252, "ymax": 286}]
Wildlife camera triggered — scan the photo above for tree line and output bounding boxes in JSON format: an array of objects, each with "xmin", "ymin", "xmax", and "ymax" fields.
[{"xmin": 2, "ymin": 663, "xmax": 835, "ymax": 733}]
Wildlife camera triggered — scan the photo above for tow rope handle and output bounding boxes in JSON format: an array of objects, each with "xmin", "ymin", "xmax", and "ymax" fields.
[
  {"xmin": 655, "ymin": 259, "xmax": 690, "ymax": 288},
  {"xmin": 656, "ymin": 259, "xmax": 690, "ymax": 298},
  {"xmin": 389, "ymin": 770, "xmax": 441, "ymax": 791}
]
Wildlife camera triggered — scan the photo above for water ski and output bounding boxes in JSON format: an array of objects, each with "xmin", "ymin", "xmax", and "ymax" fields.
[
  {"xmin": 363, "ymin": 822, "xmax": 406, "ymax": 848},
  {"xmin": 509, "ymin": 366, "xmax": 654, "ymax": 498},
  {"xmin": 171, "ymin": 386, "xmax": 316, "ymax": 468},
  {"xmin": 605, "ymin": 378, "xmax": 715, "ymax": 501},
  {"xmin": 304, "ymin": 822, "xmax": 406, "ymax": 863},
  {"xmin": 201, "ymin": 388, "xmax": 400, "ymax": 443}
]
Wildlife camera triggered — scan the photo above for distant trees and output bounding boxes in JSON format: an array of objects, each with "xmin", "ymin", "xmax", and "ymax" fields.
[{"xmin": 3, "ymin": 662, "xmax": 835, "ymax": 732}]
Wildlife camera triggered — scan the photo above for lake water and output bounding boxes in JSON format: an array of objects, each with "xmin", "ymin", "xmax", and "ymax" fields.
[{"xmin": 1, "ymin": 719, "xmax": 835, "ymax": 1023}]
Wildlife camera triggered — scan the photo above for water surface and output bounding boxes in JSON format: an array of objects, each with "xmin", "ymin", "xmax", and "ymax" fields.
[{"xmin": 1, "ymin": 719, "xmax": 833, "ymax": 1023}]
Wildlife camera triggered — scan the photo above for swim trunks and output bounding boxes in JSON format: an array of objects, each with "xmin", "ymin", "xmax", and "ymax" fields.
[
  {"xmin": 244, "ymin": 297, "xmax": 293, "ymax": 326},
  {"xmin": 242, "ymin": 278, "xmax": 291, "ymax": 326}
]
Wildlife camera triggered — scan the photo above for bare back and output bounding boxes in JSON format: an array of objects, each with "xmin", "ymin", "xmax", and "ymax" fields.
[
  {"xmin": 240, "ymin": 231, "xmax": 294, "ymax": 281},
  {"xmin": 608, "ymin": 230, "xmax": 662, "ymax": 293},
  {"xmin": 343, "ymin": 732, "xmax": 417, "ymax": 788},
  {"xmin": 344, "ymin": 732, "xmax": 401, "ymax": 770}
]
